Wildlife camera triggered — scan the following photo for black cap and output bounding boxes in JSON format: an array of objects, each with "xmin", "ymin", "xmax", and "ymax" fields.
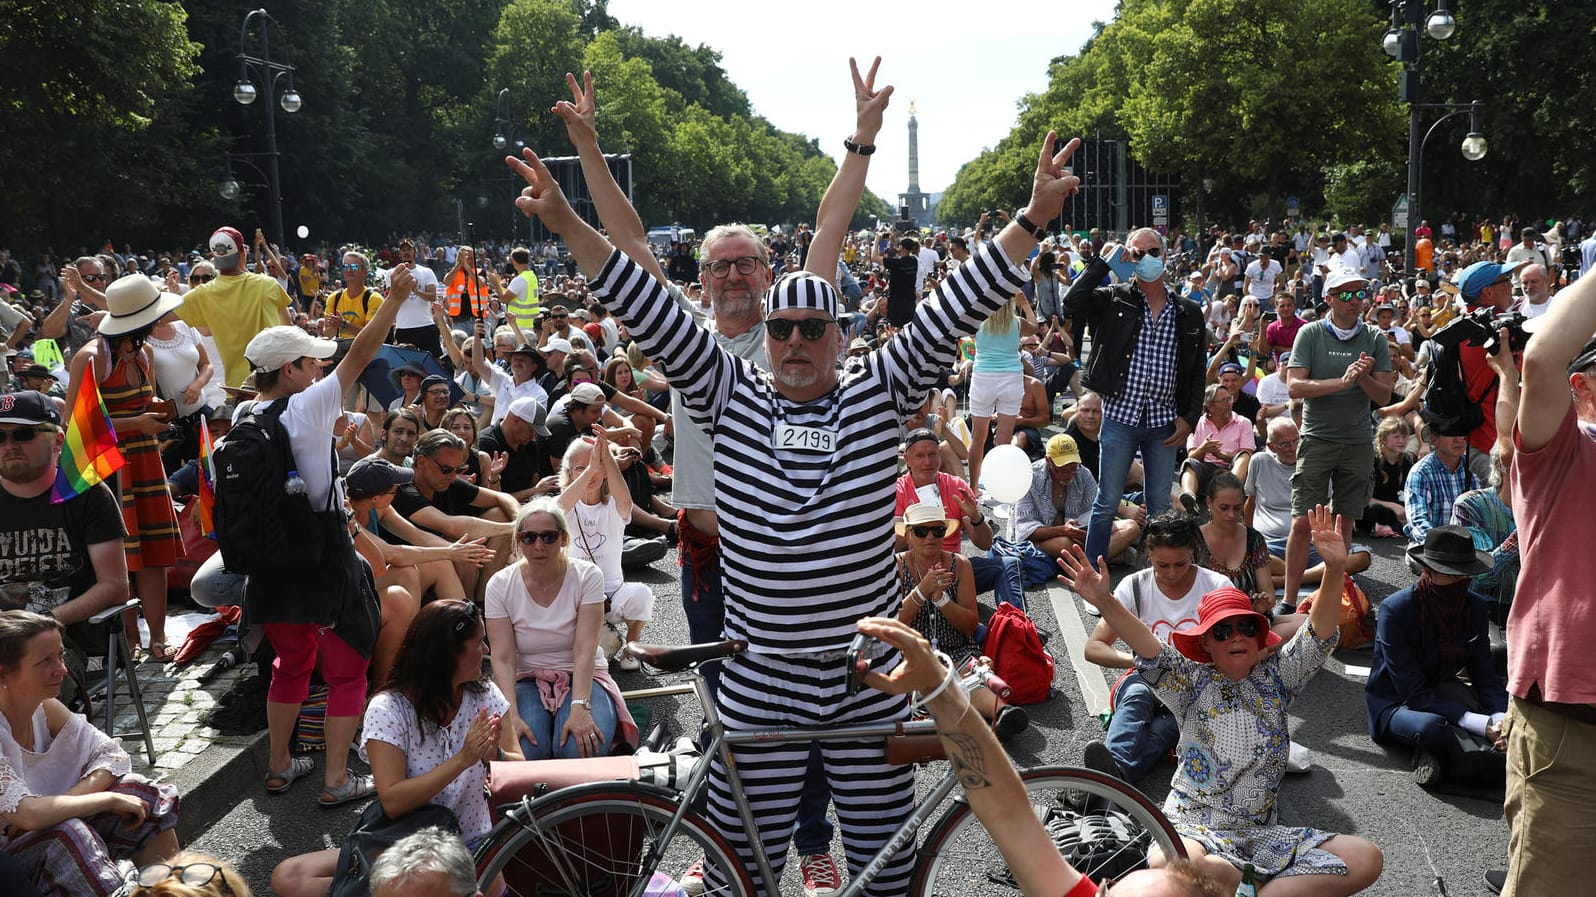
[
  {"xmin": 904, "ymin": 428, "xmax": 939, "ymax": 449},
  {"xmin": 345, "ymin": 457, "xmax": 415, "ymax": 498},
  {"xmin": 1568, "ymin": 337, "xmax": 1596, "ymax": 377},
  {"xmin": 0, "ymin": 390, "xmax": 61, "ymax": 426},
  {"xmin": 419, "ymin": 374, "xmax": 450, "ymax": 393}
]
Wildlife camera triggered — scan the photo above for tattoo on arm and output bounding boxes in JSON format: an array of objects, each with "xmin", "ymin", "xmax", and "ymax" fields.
[{"xmin": 945, "ymin": 733, "xmax": 992, "ymax": 790}]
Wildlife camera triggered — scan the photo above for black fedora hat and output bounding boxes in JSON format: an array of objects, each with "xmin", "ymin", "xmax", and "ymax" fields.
[{"xmin": 1406, "ymin": 525, "xmax": 1492, "ymax": 577}]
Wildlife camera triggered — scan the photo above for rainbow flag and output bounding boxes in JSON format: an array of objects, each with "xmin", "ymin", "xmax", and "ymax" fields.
[
  {"xmin": 51, "ymin": 377, "xmax": 125, "ymax": 504},
  {"xmin": 196, "ymin": 414, "xmax": 217, "ymax": 538}
]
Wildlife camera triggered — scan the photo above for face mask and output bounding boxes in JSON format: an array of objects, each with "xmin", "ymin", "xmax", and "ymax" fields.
[{"xmin": 1134, "ymin": 253, "xmax": 1165, "ymax": 283}]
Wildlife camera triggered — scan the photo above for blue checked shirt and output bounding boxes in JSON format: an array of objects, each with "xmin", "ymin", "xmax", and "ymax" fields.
[
  {"xmin": 1403, "ymin": 452, "xmax": 1478, "ymax": 542},
  {"xmin": 1103, "ymin": 298, "xmax": 1179, "ymax": 429}
]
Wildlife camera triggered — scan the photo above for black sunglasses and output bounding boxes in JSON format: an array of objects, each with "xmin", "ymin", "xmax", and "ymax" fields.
[
  {"xmin": 518, "ymin": 529, "xmax": 561, "ymax": 545},
  {"xmin": 446, "ymin": 599, "xmax": 482, "ymax": 633},
  {"xmin": 766, "ymin": 317, "xmax": 834, "ymax": 341},
  {"xmin": 1129, "ymin": 247, "xmax": 1163, "ymax": 260},
  {"xmin": 428, "ymin": 459, "xmax": 467, "ymax": 475},
  {"xmin": 190, "ymin": 274, "xmax": 216, "ymax": 283},
  {"xmin": 80, "ymin": 273, "xmax": 107, "ymax": 283},
  {"xmin": 0, "ymin": 428, "xmax": 48, "ymax": 445},
  {"xmin": 908, "ymin": 524, "xmax": 946, "ymax": 538},
  {"xmin": 138, "ymin": 863, "xmax": 223, "ymax": 888},
  {"xmin": 1210, "ymin": 618, "xmax": 1261, "ymax": 642},
  {"xmin": 1332, "ymin": 288, "xmax": 1370, "ymax": 302}
]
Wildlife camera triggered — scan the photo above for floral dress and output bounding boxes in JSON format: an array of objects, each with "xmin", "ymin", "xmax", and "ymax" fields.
[{"xmin": 1138, "ymin": 621, "xmax": 1345, "ymax": 880}]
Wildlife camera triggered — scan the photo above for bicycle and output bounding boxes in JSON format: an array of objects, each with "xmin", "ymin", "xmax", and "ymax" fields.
[{"xmin": 473, "ymin": 639, "xmax": 1185, "ymax": 897}]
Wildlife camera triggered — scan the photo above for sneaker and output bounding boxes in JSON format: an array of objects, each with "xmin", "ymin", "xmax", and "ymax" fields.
[
  {"xmin": 798, "ymin": 853, "xmax": 843, "ymax": 897},
  {"xmin": 1285, "ymin": 740, "xmax": 1312, "ymax": 774},
  {"xmin": 615, "ymin": 645, "xmax": 642, "ymax": 672},
  {"xmin": 1082, "ymin": 739, "xmax": 1124, "ymax": 780},
  {"xmin": 1412, "ymin": 749, "xmax": 1443, "ymax": 788},
  {"xmin": 993, "ymin": 704, "xmax": 1030, "ymax": 738},
  {"xmin": 1484, "ymin": 869, "xmax": 1507, "ymax": 895},
  {"xmin": 1178, "ymin": 490, "xmax": 1199, "ymax": 516},
  {"xmin": 598, "ymin": 622, "xmax": 623, "ymax": 661},
  {"xmin": 679, "ymin": 856, "xmax": 706, "ymax": 897}
]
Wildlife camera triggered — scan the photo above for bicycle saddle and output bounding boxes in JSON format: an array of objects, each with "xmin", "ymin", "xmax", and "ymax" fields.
[{"xmin": 626, "ymin": 639, "xmax": 747, "ymax": 673}]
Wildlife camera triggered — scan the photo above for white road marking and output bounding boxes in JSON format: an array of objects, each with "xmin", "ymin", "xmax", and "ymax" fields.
[{"xmin": 1047, "ymin": 581, "xmax": 1112, "ymax": 715}]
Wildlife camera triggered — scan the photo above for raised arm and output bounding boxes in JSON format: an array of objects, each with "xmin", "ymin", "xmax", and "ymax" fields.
[
  {"xmin": 804, "ymin": 57, "xmax": 892, "ymax": 287},
  {"xmin": 508, "ymin": 150, "xmax": 617, "ymax": 280},
  {"xmin": 1057, "ymin": 543, "xmax": 1162, "ymax": 660},
  {"xmin": 335, "ymin": 264, "xmax": 410, "ymax": 391},
  {"xmin": 591, "ymin": 428, "xmax": 632, "ymax": 520},
  {"xmin": 553, "ymin": 71, "xmax": 669, "ymax": 285},
  {"xmin": 1304, "ymin": 504, "xmax": 1349, "ymax": 637},
  {"xmin": 1519, "ymin": 264, "xmax": 1596, "ymax": 450}
]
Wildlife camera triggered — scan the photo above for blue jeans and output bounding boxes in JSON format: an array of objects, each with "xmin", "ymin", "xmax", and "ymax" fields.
[
  {"xmin": 1105, "ymin": 672, "xmax": 1180, "ymax": 782},
  {"xmin": 515, "ymin": 678, "xmax": 619, "ymax": 760},
  {"xmin": 970, "ymin": 554, "xmax": 1025, "ymax": 612},
  {"xmin": 1378, "ymin": 706, "xmax": 1461, "ymax": 754},
  {"xmin": 682, "ymin": 546, "xmax": 835, "ymax": 854},
  {"xmin": 1086, "ymin": 417, "xmax": 1178, "ymax": 566}
]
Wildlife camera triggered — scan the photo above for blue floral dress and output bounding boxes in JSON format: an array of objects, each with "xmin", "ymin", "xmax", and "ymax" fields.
[{"xmin": 1137, "ymin": 622, "xmax": 1346, "ymax": 880}]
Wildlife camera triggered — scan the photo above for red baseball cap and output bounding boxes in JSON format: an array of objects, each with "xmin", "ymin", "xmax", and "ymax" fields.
[{"xmin": 1170, "ymin": 587, "xmax": 1281, "ymax": 662}]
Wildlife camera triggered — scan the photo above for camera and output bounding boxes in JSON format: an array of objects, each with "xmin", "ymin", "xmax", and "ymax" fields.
[{"xmin": 1429, "ymin": 307, "xmax": 1530, "ymax": 354}]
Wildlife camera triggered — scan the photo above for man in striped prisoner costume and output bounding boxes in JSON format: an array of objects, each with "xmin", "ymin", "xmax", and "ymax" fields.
[{"xmin": 509, "ymin": 89, "xmax": 1082, "ymax": 897}]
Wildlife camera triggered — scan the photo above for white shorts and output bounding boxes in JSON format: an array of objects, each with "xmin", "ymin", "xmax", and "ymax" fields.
[
  {"xmin": 605, "ymin": 582, "xmax": 656, "ymax": 623},
  {"xmin": 968, "ymin": 370, "xmax": 1024, "ymax": 417}
]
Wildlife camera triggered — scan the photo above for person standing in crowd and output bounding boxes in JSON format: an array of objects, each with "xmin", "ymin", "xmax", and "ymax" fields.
[
  {"xmin": 1281, "ymin": 267, "xmax": 1393, "ymax": 603},
  {"xmin": 1064, "ymin": 228, "xmax": 1207, "ymax": 569},
  {"xmin": 389, "ymin": 240, "xmax": 442, "ymax": 356},
  {"xmin": 295, "ymin": 252, "xmax": 322, "ymax": 312},
  {"xmin": 966, "ymin": 292, "xmax": 1037, "ymax": 491},
  {"xmin": 492, "ymin": 247, "xmax": 542, "ymax": 332},
  {"xmin": 324, "ymin": 251, "xmax": 383, "ymax": 339},
  {"xmin": 510, "ymin": 56, "xmax": 1081, "ymax": 897},
  {"xmin": 246, "ymin": 264, "xmax": 410, "ymax": 808},
  {"xmin": 38, "ymin": 257, "xmax": 110, "ymax": 360},
  {"xmin": 1497, "ymin": 259, "xmax": 1596, "ymax": 896},
  {"xmin": 174, "ymin": 227, "xmax": 294, "ymax": 387}
]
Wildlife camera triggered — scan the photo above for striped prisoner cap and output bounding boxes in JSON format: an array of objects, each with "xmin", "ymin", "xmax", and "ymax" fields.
[{"xmin": 765, "ymin": 270, "xmax": 839, "ymax": 320}]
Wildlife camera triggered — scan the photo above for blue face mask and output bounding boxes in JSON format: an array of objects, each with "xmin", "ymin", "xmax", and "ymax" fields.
[{"xmin": 1134, "ymin": 253, "xmax": 1165, "ymax": 283}]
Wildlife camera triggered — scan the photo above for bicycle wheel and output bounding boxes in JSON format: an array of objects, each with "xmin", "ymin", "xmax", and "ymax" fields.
[
  {"xmin": 910, "ymin": 765, "xmax": 1186, "ymax": 897},
  {"xmin": 476, "ymin": 780, "xmax": 754, "ymax": 897}
]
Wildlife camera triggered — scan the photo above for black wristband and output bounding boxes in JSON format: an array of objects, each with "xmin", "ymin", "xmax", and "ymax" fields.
[
  {"xmin": 1015, "ymin": 209, "xmax": 1048, "ymax": 241},
  {"xmin": 843, "ymin": 137, "xmax": 876, "ymax": 156}
]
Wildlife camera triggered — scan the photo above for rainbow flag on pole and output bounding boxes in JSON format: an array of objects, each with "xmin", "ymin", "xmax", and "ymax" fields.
[
  {"xmin": 196, "ymin": 414, "xmax": 217, "ymax": 538},
  {"xmin": 51, "ymin": 377, "xmax": 125, "ymax": 504}
]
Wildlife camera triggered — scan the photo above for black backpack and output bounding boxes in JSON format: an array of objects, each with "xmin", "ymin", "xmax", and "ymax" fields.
[
  {"xmin": 212, "ymin": 401, "xmax": 327, "ymax": 574},
  {"xmin": 1420, "ymin": 342, "xmax": 1492, "ymax": 437}
]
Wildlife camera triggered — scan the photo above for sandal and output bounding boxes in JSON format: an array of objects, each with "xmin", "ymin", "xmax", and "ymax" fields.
[
  {"xmin": 143, "ymin": 641, "xmax": 178, "ymax": 664},
  {"xmin": 265, "ymin": 755, "xmax": 314, "ymax": 794},
  {"xmin": 319, "ymin": 770, "xmax": 376, "ymax": 808}
]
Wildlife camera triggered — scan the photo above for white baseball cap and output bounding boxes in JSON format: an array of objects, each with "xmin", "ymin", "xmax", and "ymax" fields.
[
  {"xmin": 245, "ymin": 325, "xmax": 338, "ymax": 373},
  {"xmin": 1324, "ymin": 267, "xmax": 1367, "ymax": 292},
  {"xmin": 538, "ymin": 336, "xmax": 574, "ymax": 355}
]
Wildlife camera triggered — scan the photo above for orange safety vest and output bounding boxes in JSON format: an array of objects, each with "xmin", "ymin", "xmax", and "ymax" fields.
[{"xmin": 445, "ymin": 269, "xmax": 491, "ymax": 317}]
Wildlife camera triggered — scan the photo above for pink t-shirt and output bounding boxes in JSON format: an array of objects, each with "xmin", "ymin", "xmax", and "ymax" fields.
[
  {"xmin": 895, "ymin": 471, "xmax": 976, "ymax": 553},
  {"xmin": 1265, "ymin": 317, "xmax": 1305, "ymax": 359},
  {"xmin": 484, "ymin": 558, "xmax": 607, "ymax": 679},
  {"xmin": 1187, "ymin": 413, "xmax": 1257, "ymax": 461},
  {"xmin": 1508, "ymin": 408, "xmax": 1596, "ymax": 703}
]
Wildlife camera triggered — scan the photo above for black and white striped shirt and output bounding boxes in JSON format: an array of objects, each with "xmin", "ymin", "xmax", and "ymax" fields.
[{"xmin": 591, "ymin": 242, "xmax": 1028, "ymax": 652}]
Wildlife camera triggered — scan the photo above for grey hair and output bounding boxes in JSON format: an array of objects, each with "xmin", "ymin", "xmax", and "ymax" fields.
[
  {"xmin": 701, "ymin": 223, "xmax": 770, "ymax": 266},
  {"xmin": 367, "ymin": 827, "xmax": 478, "ymax": 897},
  {"xmin": 1126, "ymin": 226, "xmax": 1166, "ymax": 249},
  {"xmin": 1266, "ymin": 416, "xmax": 1299, "ymax": 442},
  {"xmin": 1488, "ymin": 443, "xmax": 1511, "ymax": 490},
  {"xmin": 414, "ymin": 428, "xmax": 466, "ymax": 459}
]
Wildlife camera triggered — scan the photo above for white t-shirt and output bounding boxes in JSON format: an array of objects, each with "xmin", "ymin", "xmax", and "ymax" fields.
[
  {"xmin": 390, "ymin": 265, "xmax": 440, "ymax": 329},
  {"xmin": 483, "ymin": 558, "xmax": 607, "ymax": 678},
  {"xmin": 263, "ymin": 372, "xmax": 345, "ymax": 510},
  {"xmin": 485, "ymin": 364, "xmax": 549, "ymax": 425},
  {"xmin": 360, "ymin": 684, "xmax": 509, "ymax": 843},
  {"xmin": 146, "ymin": 322, "xmax": 207, "ymax": 416},
  {"xmin": 1520, "ymin": 295, "xmax": 1554, "ymax": 319},
  {"xmin": 567, "ymin": 496, "xmax": 626, "ymax": 592},
  {"xmin": 1244, "ymin": 258, "xmax": 1281, "ymax": 300},
  {"xmin": 1112, "ymin": 566, "xmax": 1233, "ymax": 643},
  {"xmin": 1255, "ymin": 372, "xmax": 1291, "ymax": 410},
  {"xmin": 1380, "ymin": 324, "xmax": 1411, "ymax": 346}
]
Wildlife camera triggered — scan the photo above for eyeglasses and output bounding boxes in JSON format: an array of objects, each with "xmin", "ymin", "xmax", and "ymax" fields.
[
  {"xmin": 137, "ymin": 863, "xmax": 223, "ymax": 888},
  {"xmin": 190, "ymin": 274, "xmax": 215, "ymax": 284},
  {"xmin": 1332, "ymin": 288, "xmax": 1369, "ymax": 302},
  {"xmin": 518, "ymin": 529, "xmax": 561, "ymax": 545},
  {"xmin": 1129, "ymin": 246, "xmax": 1163, "ymax": 260},
  {"xmin": 908, "ymin": 524, "xmax": 946, "ymax": 539},
  {"xmin": 79, "ymin": 273, "xmax": 107, "ymax": 283},
  {"xmin": 1269, "ymin": 437, "xmax": 1299, "ymax": 448},
  {"xmin": 0, "ymin": 427, "xmax": 48, "ymax": 445},
  {"xmin": 765, "ymin": 317, "xmax": 835, "ymax": 341},
  {"xmin": 705, "ymin": 256, "xmax": 764, "ymax": 278},
  {"xmin": 551, "ymin": 313, "xmax": 568, "ymax": 320},
  {"xmin": 1210, "ymin": 618, "xmax": 1261, "ymax": 642}
]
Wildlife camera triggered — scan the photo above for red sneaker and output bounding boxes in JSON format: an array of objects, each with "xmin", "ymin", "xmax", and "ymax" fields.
[
  {"xmin": 799, "ymin": 853, "xmax": 843, "ymax": 897},
  {"xmin": 679, "ymin": 855, "xmax": 706, "ymax": 897}
]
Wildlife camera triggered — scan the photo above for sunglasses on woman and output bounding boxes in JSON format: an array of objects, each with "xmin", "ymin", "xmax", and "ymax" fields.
[
  {"xmin": 1210, "ymin": 618, "xmax": 1261, "ymax": 642},
  {"xmin": 908, "ymin": 524, "xmax": 946, "ymax": 538},
  {"xmin": 190, "ymin": 274, "xmax": 216, "ymax": 284},
  {"xmin": 518, "ymin": 529, "xmax": 561, "ymax": 545},
  {"xmin": 137, "ymin": 863, "xmax": 223, "ymax": 888},
  {"xmin": 766, "ymin": 317, "xmax": 834, "ymax": 341}
]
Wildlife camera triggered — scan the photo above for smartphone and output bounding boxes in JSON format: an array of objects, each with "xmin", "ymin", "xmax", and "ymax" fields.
[{"xmin": 844, "ymin": 632, "xmax": 871, "ymax": 696}]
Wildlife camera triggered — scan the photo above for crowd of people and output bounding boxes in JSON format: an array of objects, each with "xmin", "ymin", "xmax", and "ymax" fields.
[{"xmin": 1, "ymin": 54, "xmax": 1592, "ymax": 897}]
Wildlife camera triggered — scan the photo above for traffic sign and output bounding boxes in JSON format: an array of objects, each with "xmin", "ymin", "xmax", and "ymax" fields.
[
  {"xmin": 1286, "ymin": 196, "xmax": 1300, "ymax": 216},
  {"xmin": 1151, "ymin": 194, "xmax": 1169, "ymax": 227},
  {"xmin": 1392, "ymin": 194, "xmax": 1409, "ymax": 231}
]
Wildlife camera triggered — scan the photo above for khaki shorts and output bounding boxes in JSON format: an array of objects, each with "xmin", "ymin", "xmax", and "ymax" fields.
[
  {"xmin": 1503, "ymin": 697, "xmax": 1596, "ymax": 896},
  {"xmin": 1290, "ymin": 435, "xmax": 1373, "ymax": 519}
]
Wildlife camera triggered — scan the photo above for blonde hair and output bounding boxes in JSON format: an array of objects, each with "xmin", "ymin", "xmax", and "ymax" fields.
[
  {"xmin": 129, "ymin": 853, "xmax": 251, "ymax": 897},
  {"xmin": 1374, "ymin": 415, "xmax": 1410, "ymax": 454},
  {"xmin": 559, "ymin": 438, "xmax": 611, "ymax": 501},
  {"xmin": 980, "ymin": 296, "xmax": 1018, "ymax": 335}
]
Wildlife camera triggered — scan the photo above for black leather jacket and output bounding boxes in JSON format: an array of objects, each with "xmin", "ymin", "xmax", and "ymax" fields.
[{"xmin": 1062, "ymin": 257, "xmax": 1208, "ymax": 427}]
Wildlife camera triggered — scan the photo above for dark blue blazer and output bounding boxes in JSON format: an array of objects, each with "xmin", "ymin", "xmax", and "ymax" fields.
[{"xmin": 1365, "ymin": 585, "xmax": 1508, "ymax": 739}]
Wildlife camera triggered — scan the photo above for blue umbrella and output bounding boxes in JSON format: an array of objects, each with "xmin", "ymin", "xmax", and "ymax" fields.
[{"xmin": 358, "ymin": 344, "xmax": 466, "ymax": 409}]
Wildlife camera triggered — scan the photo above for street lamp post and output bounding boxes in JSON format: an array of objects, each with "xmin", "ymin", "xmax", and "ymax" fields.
[
  {"xmin": 492, "ymin": 88, "xmax": 525, "ymax": 243},
  {"xmin": 233, "ymin": 8, "xmax": 301, "ymax": 249},
  {"xmin": 1384, "ymin": 0, "xmax": 1485, "ymax": 275}
]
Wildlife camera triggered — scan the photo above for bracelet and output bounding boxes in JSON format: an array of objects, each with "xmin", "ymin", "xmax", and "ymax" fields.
[
  {"xmin": 909, "ymin": 650, "xmax": 957, "ymax": 713},
  {"xmin": 908, "ymin": 587, "xmax": 925, "ymax": 606},
  {"xmin": 570, "ymin": 698, "xmax": 590, "ymax": 708},
  {"xmin": 843, "ymin": 136, "xmax": 876, "ymax": 156},
  {"xmin": 933, "ymin": 593, "xmax": 951, "ymax": 609},
  {"xmin": 1015, "ymin": 209, "xmax": 1049, "ymax": 241},
  {"xmin": 969, "ymin": 516, "xmax": 986, "ymax": 527}
]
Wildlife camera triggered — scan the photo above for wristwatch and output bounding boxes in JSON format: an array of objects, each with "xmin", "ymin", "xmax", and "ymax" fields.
[
  {"xmin": 843, "ymin": 136, "xmax": 877, "ymax": 156},
  {"xmin": 570, "ymin": 698, "xmax": 591, "ymax": 708},
  {"xmin": 1015, "ymin": 209, "xmax": 1049, "ymax": 241}
]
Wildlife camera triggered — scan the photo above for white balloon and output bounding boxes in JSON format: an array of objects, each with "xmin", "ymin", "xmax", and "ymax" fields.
[
  {"xmin": 980, "ymin": 445, "xmax": 1033, "ymax": 504},
  {"xmin": 296, "ymin": 225, "xmax": 310, "ymax": 239}
]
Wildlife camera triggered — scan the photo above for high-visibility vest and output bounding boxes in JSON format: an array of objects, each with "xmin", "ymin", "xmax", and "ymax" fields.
[
  {"xmin": 506, "ymin": 269, "xmax": 541, "ymax": 327},
  {"xmin": 445, "ymin": 269, "xmax": 491, "ymax": 317}
]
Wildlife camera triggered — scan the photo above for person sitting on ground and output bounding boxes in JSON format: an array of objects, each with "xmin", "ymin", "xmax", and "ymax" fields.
[
  {"xmin": 1211, "ymin": 358, "xmax": 1261, "ymax": 426},
  {"xmin": 1009, "ymin": 362, "xmax": 1051, "ymax": 459},
  {"xmin": 1253, "ymin": 352, "xmax": 1292, "ymax": 437},
  {"xmin": 1178, "ymin": 384, "xmax": 1256, "ymax": 515},
  {"xmin": 373, "ymin": 409, "xmax": 423, "ymax": 468},
  {"xmin": 1365, "ymin": 526, "xmax": 1507, "ymax": 789},
  {"xmin": 556, "ymin": 430, "xmax": 657, "ymax": 671},
  {"xmin": 1359, "ymin": 417, "xmax": 1413, "ymax": 538},
  {"xmin": 412, "ymin": 375, "xmax": 453, "ymax": 431},
  {"xmin": 1193, "ymin": 473, "xmax": 1305, "ymax": 642},
  {"xmin": 0, "ymin": 611, "xmax": 181, "ymax": 897},
  {"xmin": 472, "ymin": 397, "xmax": 560, "ymax": 501},
  {"xmin": 858, "ymin": 614, "xmax": 1229, "ymax": 897},
  {"xmin": 485, "ymin": 497, "xmax": 638, "ymax": 760},
  {"xmin": 1014, "ymin": 433, "xmax": 1143, "ymax": 565},
  {"xmin": 389, "ymin": 429, "xmax": 519, "ymax": 602},
  {"xmin": 270, "ymin": 599, "xmax": 523, "ymax": 897},
  {"xmin": 129, "ymin": 852, "xmax": 251, "ymax": 897},
  {"xmin": 1404, "ymin": 424, "xmax": 1479, "ymax": 543},
  {"xmin": 1078, "ymin": 513, "xmax": 1233, "ymax": 785},
  {"xmin": 470, "ymin": 325, "xmax": 549, "ymax": 426},
  {"xmin": 438, "ymin": 407, "xmax": 494, "ymax": 487},
  {"xmin": 368, "ymin": 827, "xmax": 484, "ymax": 897},
  {"xmin": 895, "ymin": 427, "xmax": 1024, "ymax": 610},
  {"xmin": 1061, "ymin": 506, "xmax": 1385, "ymax": 895},
  {"xmin": 894, "ymin": 503, "xmax": 1028, "ymax": 736},
  {"xmin": 387, "ymin": 364, "xmax": 426, "ymax": 411}
]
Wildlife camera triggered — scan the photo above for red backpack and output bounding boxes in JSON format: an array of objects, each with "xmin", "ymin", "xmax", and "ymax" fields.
[{"xmin": 984, "ymin": 603, "xmax": 1056, "ymax": 705}]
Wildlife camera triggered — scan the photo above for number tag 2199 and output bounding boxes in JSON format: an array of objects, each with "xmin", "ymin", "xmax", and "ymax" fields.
[{"xmin": 774, "ymin": 423, "xmax": 837, "ymax": 453}]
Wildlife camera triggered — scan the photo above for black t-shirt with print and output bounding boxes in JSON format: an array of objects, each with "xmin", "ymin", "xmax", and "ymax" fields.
[
  {"xmin": 0, "ymin": 482, "xmax": 125, "ymax": 611},
  {"xmin": 390, "ymin": 479, "xmax": 483, "ymax": 539}
]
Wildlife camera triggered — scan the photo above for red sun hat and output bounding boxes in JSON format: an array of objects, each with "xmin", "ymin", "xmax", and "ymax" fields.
[{"xmin": 1170, "ymin": 587, "xmax": 1282, "ymax": 662}]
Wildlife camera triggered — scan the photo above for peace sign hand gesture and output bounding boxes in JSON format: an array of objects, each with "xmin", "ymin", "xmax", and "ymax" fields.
[
  {"xmin": 849, "ymin": 56, "xmax": 894, "ymax": 145},
  {"xmin": 507, "ymin": 149, "xmax": 581, "ymax": 234},
  {"xmin": 1025, "ymin": 132, "xmax": 1083, "ymax": 225},
  {"xmin": 554, "ymin": 70, "xmax": 599, "ymax": 147}
]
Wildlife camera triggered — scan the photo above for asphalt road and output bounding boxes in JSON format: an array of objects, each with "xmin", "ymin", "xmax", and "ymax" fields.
[{"xmin": 191, "ymin": 536, "xmax": 1508, "ymax": 896}]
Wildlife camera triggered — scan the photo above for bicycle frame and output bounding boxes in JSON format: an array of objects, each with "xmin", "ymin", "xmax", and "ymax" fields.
[{"xmin": 632, "ymin": 664, "xmax": 963, "ymax": 897}]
